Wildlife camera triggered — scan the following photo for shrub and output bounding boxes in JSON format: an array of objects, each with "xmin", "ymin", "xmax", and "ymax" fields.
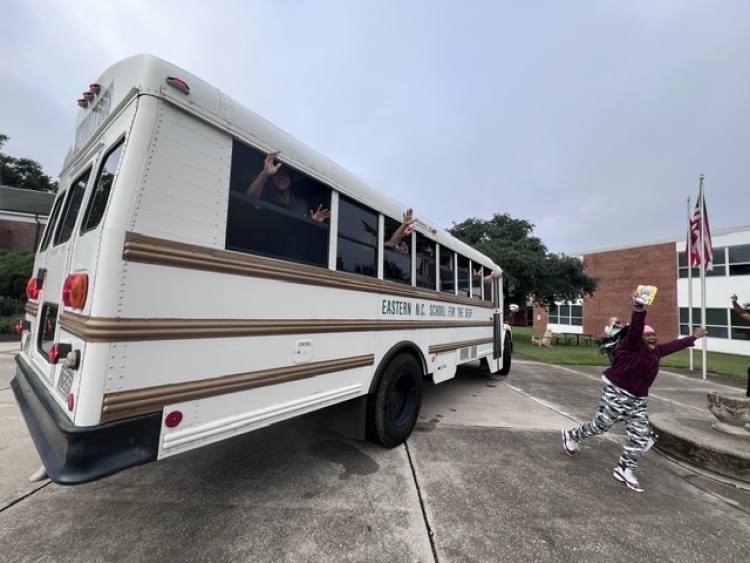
[
  {"xmin": 0, "ymin": 318, "xmax": 19, "ymax": 334},
  {"xmin": 0, "ymin": 250, "xmax": 34, "ymax": 300},
  {"xmin": 0, "ymin": 296, "xmax": 19, "ymax": 316}
]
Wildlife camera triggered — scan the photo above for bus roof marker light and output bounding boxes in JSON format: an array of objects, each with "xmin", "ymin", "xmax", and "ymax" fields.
[
  {"xmin": 82, "ymin": 91, "xmax": 95, "ymax": 102},
  {"xmin": 165, "ymin": 411, "xmax": 183, "ymax": 428},
  {"xmin": 88, "ymin": 83, "xmax": 101, "ymax": 94},
  {"xmin": 165, "ymin": 76, "xmax": 190, "ymax": 95},
  {"xmin": 77, "ymin": 99, "xmax": 88, "ymax": 108}
]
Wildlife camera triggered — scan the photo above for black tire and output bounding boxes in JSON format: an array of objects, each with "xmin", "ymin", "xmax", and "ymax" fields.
[
  {"xmin": 498, "ymin": 333, "xmax": 512, "ymax": 375},
  {"xmin": 367, "ymin": 354, "xmax": 422, "ymax": 448}
]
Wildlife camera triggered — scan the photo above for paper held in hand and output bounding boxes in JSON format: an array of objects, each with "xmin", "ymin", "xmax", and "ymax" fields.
[{"xmin": 636, "ymin": 285, "xmax": 658, "ymax": 305}]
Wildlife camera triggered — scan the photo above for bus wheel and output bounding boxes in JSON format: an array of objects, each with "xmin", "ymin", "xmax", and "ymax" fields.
[
  {"xmin": 498, "ymin": 335, "xmax": 512, "ymax": 375},
  {"xmin": 367, "ymin": 354, "xmax": 422, "ymax": 448}
]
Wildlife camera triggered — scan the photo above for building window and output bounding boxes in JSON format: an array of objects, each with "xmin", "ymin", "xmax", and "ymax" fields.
[
  {"xmin": 728, "ymin": 244, "xmax": 750, "ymax": 276},
  {"xmin": 730, "ymin": 306, "xmax": 750, "ymax": 341},
  {"xmin": 679, "ymin": 307, "xmax": 730, "ymax": 338},
  {"xmin": 549, "ymin": 303, "xmax": 582, "ymax": 326},
  {"xmin": 677, "ymin": 248, "xmax": 726, "ymax": 278}
]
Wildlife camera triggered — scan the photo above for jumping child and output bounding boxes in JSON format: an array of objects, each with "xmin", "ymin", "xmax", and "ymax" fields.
[{"xmin": 561, "ymin": 290, "xmax": 707, "ymax": 492}]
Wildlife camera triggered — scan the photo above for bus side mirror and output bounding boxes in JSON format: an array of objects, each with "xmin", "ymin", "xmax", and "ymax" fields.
[{"xmin": 509, "ymin": 304, "xmax": 519, "ymax": 313}]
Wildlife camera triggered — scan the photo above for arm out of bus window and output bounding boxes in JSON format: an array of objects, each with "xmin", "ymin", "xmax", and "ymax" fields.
[{"xmin": 246, "ymin": 151, "xmax": 281, "ymax": 198}]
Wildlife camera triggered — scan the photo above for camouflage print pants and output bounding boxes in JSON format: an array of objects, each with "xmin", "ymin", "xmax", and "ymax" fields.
[{"xmin": 569, "ymin": 382, "xmax": 649, "ymax": 470}]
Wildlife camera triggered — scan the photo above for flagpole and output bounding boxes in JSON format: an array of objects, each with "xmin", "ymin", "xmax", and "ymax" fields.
[
  {"xmin": 699, "ymin": 175, "xmax": 707, "ymax": 380},
  {"xmin": 686, "ymin": 196, "xmax": 694, "ymax": 371}
]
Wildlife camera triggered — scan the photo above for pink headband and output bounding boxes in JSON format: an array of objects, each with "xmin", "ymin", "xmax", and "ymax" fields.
[{"xmin": 643, "ymin": 325, "xmax": 655, "ymax": 335}]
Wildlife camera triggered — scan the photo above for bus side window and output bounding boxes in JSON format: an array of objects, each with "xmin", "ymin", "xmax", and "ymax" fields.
[
  {"xmin": 53, "ymin": 168, "xmax": 91, "ymax": 246},
  {"xmin": 38, "ymin": 194, "xmax": 65, "ymax": 252},
  {"xmin": 383, "ymin": 215, "xmax": 411, "ymax": 285},
  {"xmin": 416, "ymin": 233, "xmax": 436, "ymax": 290},
  {"xmin": 439, "ymin": 248, "xmax": 454, "ymax": 294},
  {"xmin": 80, "ymin": 139, "xmax": 124, "ymax": 234},
  {"xmin": 226, "ymin": 139, "xmax": 330, "ymax": 268},
  {"xmin": 337, "ymin": 195, "xmax": 377, "ymax": 277},
  {"xmin": 457, "ymin": 255, "xmax": 470, "ymax": 297},
  {"xmin": 472, "ymin": 265, "xmax": 483, "ymax": 299}
]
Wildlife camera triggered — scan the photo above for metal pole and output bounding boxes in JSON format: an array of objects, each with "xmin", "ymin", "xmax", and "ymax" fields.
[
  {"xmin": 699, "ymin": 175, "xmax": 707, "ymax": 380},
  {"xmin": 686, "ymin": 196, "xmax": 694, "ymax": 371}
]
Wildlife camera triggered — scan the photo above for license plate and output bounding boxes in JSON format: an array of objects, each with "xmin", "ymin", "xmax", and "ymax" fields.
[{"xmin": 57, "ymin": 366, "xmax": 74, "ymax": 397}]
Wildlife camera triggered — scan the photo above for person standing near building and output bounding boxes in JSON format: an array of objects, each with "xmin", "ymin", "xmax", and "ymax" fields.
[
  {"xmin": 729, "ymin": 294, "xmax": 750, "ymax": 397},
  {"xmin": 602, "ymin": 317, "xmax": 623, "ymax": 365},
  {"xmin": 561, "ymin": 291, "xmax": 707, "ymax": 493}
]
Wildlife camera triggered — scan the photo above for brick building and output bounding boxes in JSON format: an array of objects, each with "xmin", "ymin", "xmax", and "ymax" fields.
[
  {"xmin": 0, "ymin": 185, "xmax": 55, "ymax": 251},
  {"xmin": 533, "ymin": 225, "xmax": 750, "ymax": 356}
]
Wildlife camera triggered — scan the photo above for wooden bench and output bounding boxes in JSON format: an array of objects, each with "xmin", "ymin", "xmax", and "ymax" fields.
[
  {"xmin": 579, "ymin": 334, "xmax": 602, "ymax": 347},
  {"xmin": 554, "ymin": 334, "xmax": 575, "ymax": 345},
  {"xmin": 586, "ymin": 335, "xmax": 603, "ymax": 347}
]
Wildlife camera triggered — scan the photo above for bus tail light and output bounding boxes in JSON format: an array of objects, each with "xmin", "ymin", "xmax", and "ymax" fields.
[
  {"xmin": 26, "ymin": 277, "xmax": 43, "ymax": 300},
  {"xmin": 62, "ymin": 273, "xmax": 89, "ymax": 309},
  {"xmin": 48, "ymin": 343, "xmax": 72, "ymax": 365}
]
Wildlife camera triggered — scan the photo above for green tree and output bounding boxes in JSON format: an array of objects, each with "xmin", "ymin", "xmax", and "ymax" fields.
[
  {"xmin": 448, "ymin": 213, "xmax": 598, "ymax": 308},
  {"xmin": 0, "ymin": 134, "xmax": 57, "ymax": 192}
]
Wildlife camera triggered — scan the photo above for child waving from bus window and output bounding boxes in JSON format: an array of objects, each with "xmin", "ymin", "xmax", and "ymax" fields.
[{"xmin": 246, "ymin": 151, "xmax": 330, "ymax": 222}]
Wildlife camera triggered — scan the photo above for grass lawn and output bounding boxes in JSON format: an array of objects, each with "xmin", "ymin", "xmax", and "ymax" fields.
[{"xmin": 511, "ymin": 326, "xmax": 750, "ymax": 382}]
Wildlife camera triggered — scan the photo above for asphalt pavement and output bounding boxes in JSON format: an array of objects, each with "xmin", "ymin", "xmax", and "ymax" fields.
[{"xmin": 1, "ymin": 341, "xmax": 749, "ymax": 562}]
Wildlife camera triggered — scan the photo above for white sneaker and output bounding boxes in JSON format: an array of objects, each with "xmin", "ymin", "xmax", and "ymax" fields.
[
  {"xmin": 643, "ymin": 432, "xmax": 657, "ymax": 453},
  {"xmin": 613, "ymin": 466, "xmax": 644, "ymax": 492},
  {"xmin": 561, "ymin": 430, "xmax": 579, "ymax": 456}
]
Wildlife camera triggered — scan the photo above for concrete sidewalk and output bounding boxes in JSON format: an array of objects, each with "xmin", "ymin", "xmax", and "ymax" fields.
[{"xmin": 1, "ymin": 348, "xmax": 749, "ymax": 562}]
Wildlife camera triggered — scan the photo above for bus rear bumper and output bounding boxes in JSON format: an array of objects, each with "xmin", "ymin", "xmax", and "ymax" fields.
[{"xmin": 11, "ymin": 354, "xmax": 161, "ymax": 485}]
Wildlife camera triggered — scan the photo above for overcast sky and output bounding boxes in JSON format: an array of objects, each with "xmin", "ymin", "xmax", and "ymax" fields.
[{"xmin": 2, "ymin": 0, "xmax": 748, "ymax": 254}]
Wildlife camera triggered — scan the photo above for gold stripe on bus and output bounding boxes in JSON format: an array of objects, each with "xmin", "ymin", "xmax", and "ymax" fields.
[
  {"xmin": 429, "ymin": 338, "xmax": 493, "ymax": 355},
  {"xmin": 25, "ymin": 301, "xmax": 39, "ymax": 317},
  {"xmin": 59, "ymin": 311, "xmax": 492, "ymax": 342},
  {"xmin": 122, "ymin": 232, "xmax": 494, "ymax": 309},
  {"xmin": 101, "ymin": 353, "xmax": 374, "ymax": 422}
]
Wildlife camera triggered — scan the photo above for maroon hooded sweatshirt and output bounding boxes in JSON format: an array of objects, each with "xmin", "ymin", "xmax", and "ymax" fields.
[{"xmin": 603, "ymin": 308, "xmax": 697, "ymax": 397}]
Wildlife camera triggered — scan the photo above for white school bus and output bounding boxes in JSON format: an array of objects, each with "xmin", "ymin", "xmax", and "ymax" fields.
[{"xmin": 11, "ymin": 55, "xmax": 513, "ymax": 485}]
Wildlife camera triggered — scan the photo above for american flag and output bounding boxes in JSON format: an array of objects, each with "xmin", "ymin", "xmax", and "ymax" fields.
[{"xmin": 687, "ymin": 181, "xmax": 713, "ymax": 271}]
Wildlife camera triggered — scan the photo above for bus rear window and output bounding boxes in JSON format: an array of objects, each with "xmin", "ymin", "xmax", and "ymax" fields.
[
  {"xmin": 81, "ymin": 139, "xmax": 124, "ymax": 234},
  {"xmin": 38, "ymin": 195, "xmax": 65, "ymax": 252},
  {"xmin": 53, "ymin": 168, "xmax": 91, "ymax": 246}
]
